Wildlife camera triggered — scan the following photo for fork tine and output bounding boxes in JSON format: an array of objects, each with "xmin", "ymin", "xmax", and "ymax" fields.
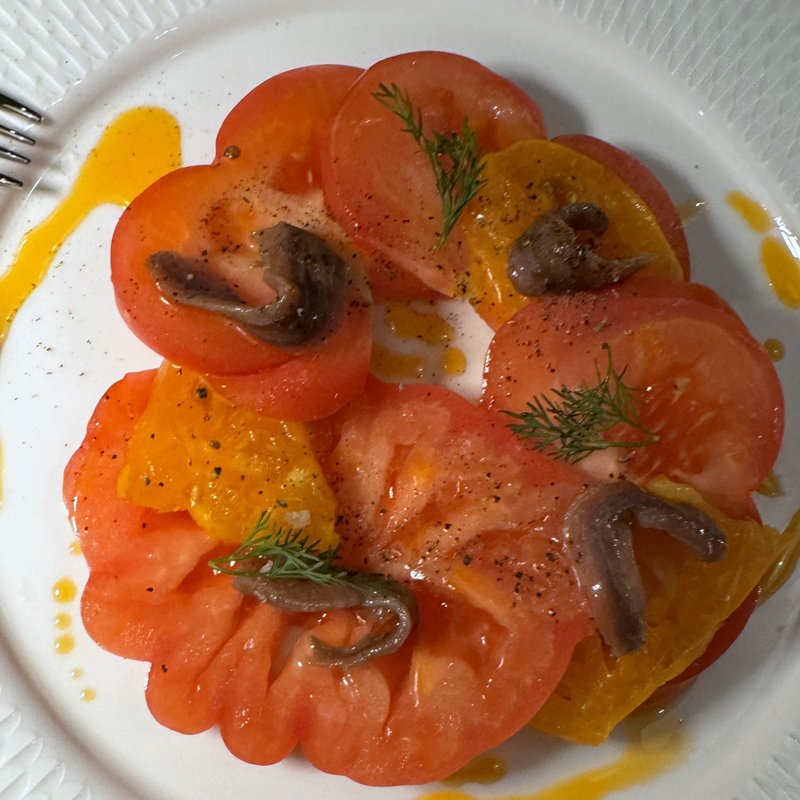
[
  {"xmin": 0, "ymin": 172, "xmax": 23, "ymax": 189},
  {"xmin": 0, "ymin": 92, "xmax": 43, "ymax": 123},
  {"xmin": 0, "ymin": 123, "xmax": 35, "ymax": 146},
  {"xmin": 0, "ymin": 145, "xmax": 30, "ymax": 165}
]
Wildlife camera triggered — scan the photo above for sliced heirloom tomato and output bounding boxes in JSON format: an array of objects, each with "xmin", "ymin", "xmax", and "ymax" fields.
[
  {"xmin": 322, "ymin": 51, "xmax": 547, "ymax": 299},
  {"xmin": 63, "ymin": 370, "xmax": 222, "ymax": 660},
  {"xmin": 532, "ymin": 478, "xmax": 786, "ymax": 744},
  {"xmin": 117, "ymin": 362, "xmax": 339, "ymax": 547},
  {"xmin": 553, "ymin": 134, "xmax": 691, "ymax": 278},
  {"xmin": 65, "ymin": 373, "xmax": 591, "ymax": 786},
  {"xmin": 482, "ymin": 277, "xmax": 784, "ymax": 518},
  {"xmin": 111, "ymin": 64, "xmax": 372, "ymax": 421},
  {"xmin": 463, "ymin": 139, "xmax": 686, "ymax": 330}
]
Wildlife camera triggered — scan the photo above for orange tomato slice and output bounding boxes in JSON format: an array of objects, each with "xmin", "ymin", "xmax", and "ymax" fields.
[
  {"xmin": 118, "ymin": 362, "xmax": 338, "ymax": 547},
  {"xmin": 463, "ymin": 139, "xmax": 684, "ymax": 329},
  {"xmin": 530, "ymin": 478, "xmax": 786, "ymax": 744}
]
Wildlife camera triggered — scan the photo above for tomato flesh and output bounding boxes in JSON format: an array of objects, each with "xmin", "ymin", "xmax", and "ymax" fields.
[
  {"xmin": 482, "ymin": 278, "xmax": 784, "ymax": 518},
  {"xmin": 553, "ymin": 134, "xmax": 691, "ymax": 278},
  {"xmin": 531, "ymin": 479, "xmax": 785, "ymax": 744},
  {"xmin": 322, "ymin": 51, "xmax": 547, "ymax": 298},
  {"xmin": 65, "ymin": 374, "xmax": 591, "ymax": 785},
  {"xmin": 462, "ymin": 139, "xmax": 685, "ymax": 330},
  {"xmin": 111, "ymin": 64, "xmax": 371, "ymax": 420}
]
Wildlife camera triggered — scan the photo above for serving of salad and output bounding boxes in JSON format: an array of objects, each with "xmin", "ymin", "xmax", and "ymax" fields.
[{"xmin": 59, "ymin": 49, "xmax": 792, "ymax": 789}]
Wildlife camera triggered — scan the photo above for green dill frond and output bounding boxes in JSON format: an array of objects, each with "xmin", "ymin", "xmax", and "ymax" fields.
[
  {"xmin": 209, "ymin": 512, "xmax": 390, "ymax": 592},
  {"xmin": 373, "ymin": 82, "xmax": 486, "ymax": 249},
  {"xmin": 505, "ymin": 343, "xmax": 659, "ymax": 463}
]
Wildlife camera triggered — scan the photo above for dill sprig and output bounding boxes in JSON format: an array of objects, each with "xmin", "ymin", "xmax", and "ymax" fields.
[
  {"xmin": 504, "ymin": 344, "xmax": 659, "ymax": 464},
  {"xmin": 373, "ymin": 82, "xmax": 486, "ymax": 250},
  {"xmin": 209, "ymin": 512, "xmax": 387, "ymax": 591}
]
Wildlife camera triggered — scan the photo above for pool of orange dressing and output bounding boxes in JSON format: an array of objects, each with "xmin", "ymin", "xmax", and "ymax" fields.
[
  {"xmin": 418, "ymin": 718, "xmax": 687, "ymax": 800},
  {"xmin": 0, "ymin": 106, "xmax": 182, "ymax": 345},
  {"xmin": 726, "ymin": 190, "xmax": 800, "ymax": 308},
  {"xmin": 372, "ymin": 301, "xmax": 468, "ymax": 381}
]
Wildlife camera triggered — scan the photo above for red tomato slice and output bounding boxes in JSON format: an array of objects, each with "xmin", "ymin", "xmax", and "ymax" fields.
[
  {"xmin": 554, "ymin": 134, "xmax": 691, "ymax": 278},
  {"xmin": 482, "ymin": 279, "xmax": 784, "ymax": 518},
  {"xmin": 63, "ymin": 370, "xmax": 221, "ymax": 660},
  {"xmin": 66, "ymin": 373, "xmax": 590, "ymax": 786},
  {"xmin": 322, "ymin": 51, "xmax": 547, "ymax": 298},
  {"xmin": 111, "ymin": 64, "xmax": 372, "ymax": 420}
]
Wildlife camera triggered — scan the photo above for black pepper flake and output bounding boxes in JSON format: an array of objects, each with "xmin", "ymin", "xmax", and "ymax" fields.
[
  {"xmin": 196, "ymin": 386, "xmax": 208, "ymax": 399},
  {"xmin": 161, "ymin": 663, "xmax": 169, "ymax": 673},
  {"xmin": 213, "ymin": 466, "xmax": 222, "ymax": 476},
  {"xmin": 209, "ymin": 440, "xmax": 221, "ymax": 449},
  {"xmin": 462, "ymin": 554, "xmax": 473, "ymax": 566},
  {"xmin": 146, "ymin": 586, "xmax": 154, "ymax": 592}
]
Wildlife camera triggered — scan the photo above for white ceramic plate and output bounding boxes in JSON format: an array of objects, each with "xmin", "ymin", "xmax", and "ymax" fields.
[{"xmin": 0, "ymin": 1, "xmax": 798, "ymax": 798}]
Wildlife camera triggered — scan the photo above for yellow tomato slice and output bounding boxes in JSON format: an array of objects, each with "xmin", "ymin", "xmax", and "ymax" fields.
[
  {"xmin": 531, "ymin": 478, "xmax": 786, "ymax": 744},
  {"xmin": 463, "ymin": 139, "xmax": 684, "ymax": 329},
  {"xmin": 118, "ymin": 362, "xmax": 337, "ymax": 547}
]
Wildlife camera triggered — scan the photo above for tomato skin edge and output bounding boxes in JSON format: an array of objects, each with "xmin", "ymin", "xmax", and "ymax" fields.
[{"xmin": 553, "ymin": 133, "xmax": 691, "ymax": 279}]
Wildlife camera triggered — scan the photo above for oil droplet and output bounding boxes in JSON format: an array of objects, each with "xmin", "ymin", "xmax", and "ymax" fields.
[
  {"xmin": 371, "ymin": 343, "xmax": 426, "ymax": 380},
  {"xmin": 386, "ymin": 302, "xmax": 454, "ymax": 346},
  {"xmin": 54, "ymin": 612, "xmax": 72, "ymax": 630},
  {"xmin": 760, "ymin": 508, "xmax": 800, "ymax": 601},
  {"xmin": 677, "ymin": 196, "xmax": 706, "ymax": 223},
  {"xmin": 763, "ymin": 337, "xmax": 785, "ymax": 362},
  {"xmin": 54, "ymin": 633, "xmax": 75, "ymax": 655},
  {"xmin": 761, "ymin": 236, "xmax": 800, "ymax": 308},
  {"xmin": 68, "ymin": 539, "xmax": 82, "ymax": 556},
  {"xmin": 442, "ymin": 346, "xmax": 467, "ymax": 376},
  {"xmin": 416, "ymin": 719, "xmax": 687, "ymax": 800},
  {"xmin": 71, "ymin": 667, "xmax": 84, "ymax": 680},
  {"xmin": 756, "ymin": 470, "xmax": 783, "ymax": 498},
  {"xmin": 443, "ymin": 754, "xmax": 507, "ymax": 786},
  {"xmin": 0, "ymin": 107, "xmax": 182, "ymax": 345},
  {"xmin": 52, "ymin": 577, "xmax": 77, "ymax": 604},
  {"xmin": 726, "ymin": 190, "xmax": 772, "ymax": 234},
  {"xmin": 80, "ymin": 687, "xmax": 97, "ymax": 702}
]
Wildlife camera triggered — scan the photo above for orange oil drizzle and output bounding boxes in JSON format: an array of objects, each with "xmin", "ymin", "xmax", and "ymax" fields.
[
  {"xmin": 370, "ymin": 343, "xmax": 426, "ymax": 379},
  {"xmin": 761, "ymin": 236, "xmax": 800, "ymax": 308},
  {"xmin": 763, "ymin": 338, "xmax": 785, "ymax": 362},
  {"xmin": 756, "ymin": 470, "xmax": 783, "ymax": 498},
  {"xmin": 372, "ymin": 302, "xmax": 467, "ymax": 381},
  {"xmin": 725, "ymin": 190, "xmax": 800, "ymax": 308},
  {"xmin": 80, "ymin": 687, "xmax": 97, "ymax": 703},
  {"xmin": 677, "ymin": 196, "xmax": 706, "ymax": 223},
  {"xmin": 54, "ymin": 632, "xmax": 75, "ymax": 655},
  {"xmin": 54, "ymin": 612, "xmax": 72, "ymax": 630},
  {"xmin": 761, "ymin": 508, "xmax": 800, "ymax": 601},
  {"xmin": 0, "ymin": 107, "xmax": 182, "ymax": 345},
  {"xmin": 52, "ymin": 577, "xmax": 77, "ymax": 603},
  {"xmin": 443, "ymin": 754, "xmax": 508, "ymax": 787},
  {"xmin": 418, "ymin": 718, "xmax": 687, "ymax": 800},
  {"xmin": 726, "ymin": 190, "xmax": 772, "ymax": 234}
]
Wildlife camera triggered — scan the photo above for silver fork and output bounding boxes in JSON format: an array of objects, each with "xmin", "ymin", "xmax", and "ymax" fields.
[{"xmin": 1, "ymin": 91, "xmax": 43, "ymax": 189}]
